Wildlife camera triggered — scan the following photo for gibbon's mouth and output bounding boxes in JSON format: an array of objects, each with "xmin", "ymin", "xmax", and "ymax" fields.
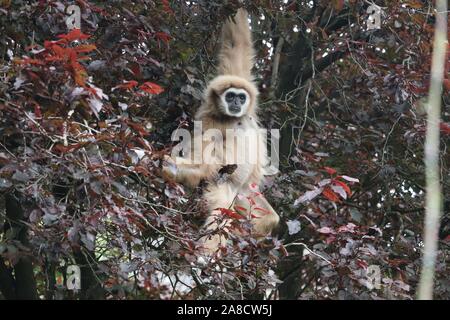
[{"xmin": 228, "ymin": 105, "xmax": 241, "ymax": 114}]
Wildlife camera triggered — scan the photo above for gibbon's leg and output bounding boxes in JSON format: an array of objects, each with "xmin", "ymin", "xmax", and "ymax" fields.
[
  {"xmin": 234, "ymin": 190, "xmax": 280, "ymax": 236},
  {"xmin": 201, "ymin": 183, "xmax": 238, "ymax": 253}
]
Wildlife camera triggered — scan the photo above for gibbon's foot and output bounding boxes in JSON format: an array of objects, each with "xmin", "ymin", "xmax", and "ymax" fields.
[
  {"xmin": 198, "ymin": 210, "xmax": 280, "ymax": 255},
  {"xmin": 252, "ymin": 210, "xmax": 280, "ymax": 237},
  {"xmin": 199, "ymin": 209, "xmax": 231, "ymax": 255},
  {"xmin": 234, "ymin": 192, "xmax": 280, "ymax": 237}
]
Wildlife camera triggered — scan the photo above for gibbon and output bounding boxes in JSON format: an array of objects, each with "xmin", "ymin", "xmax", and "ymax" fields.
[{"xmin": 162, "ymin": 9, "xmax": 279, "ymax": 253}]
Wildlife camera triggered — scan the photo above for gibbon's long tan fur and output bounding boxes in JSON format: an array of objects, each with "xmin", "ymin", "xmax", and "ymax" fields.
[
  {"xmin": 163, "ymin": 9, "xmax": 279, "ymax": 253},
  {"xmin": 217, "ymin": 8, "xmax": 255, "ymax": 82}
]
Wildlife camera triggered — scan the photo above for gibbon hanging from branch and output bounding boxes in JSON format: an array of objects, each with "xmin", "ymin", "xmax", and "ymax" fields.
[{"xmin": 162, "ymin": 8, "xmax": 279, "ymax": 253}]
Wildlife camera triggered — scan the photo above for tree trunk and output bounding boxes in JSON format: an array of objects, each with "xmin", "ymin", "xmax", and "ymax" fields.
[{"xmin": 3, "ymin": 193, "xmax": 38, "ymax": 300}]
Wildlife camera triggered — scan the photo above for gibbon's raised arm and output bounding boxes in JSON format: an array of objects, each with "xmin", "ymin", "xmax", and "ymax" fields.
[{"xmin": 217, "ymin": 9, "xmax": 255, "ymax": 81}]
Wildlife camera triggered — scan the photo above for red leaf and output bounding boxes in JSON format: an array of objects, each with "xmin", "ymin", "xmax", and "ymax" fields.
[
  {"xmin": 326, "ymin": 235, "xmax": 336, "ymax": 244},
  {"xmin": 440, "ymin": 122, "xmax": 450, "ymax": 135},
  {"xmin": 253, "ymin": 207, "xmax": 272, "ymax": 215},
  {"xmin": 338, "ymin": 223, "xmax": 357, "ymax": 233},
  {"xmin": 74, "ymin": 44, "xmax": 97, "ymax": 53},
  {"xmin": 161, "ymin": 0, "xmax": 174, "ymax": 14},
  {"xmin": 74, "ymin": 69, "xmax": 87, "ymax": 86},
  {"xmin": 114, "ymin": 80, "xmax": 139, "ymax": 91},
  {"xmin": 14, "ymin": 58, "xmax": 44, "ymax": 65},
  {"xmin": 50, "ymin": 44, "xmax": 68, "ymax": 59},
  {"xmin": 279, "ymin": 244, "xmax": 289, "ymax": 257},
  {"xmin": 139, "ymin": 82, "xmax": 164, "ymax": 95},
  {"xmin": 129, "ymin": 63, "xmax": 142, "ymax": 78},
  {"xmin": 443, "ymin": 79, "xmax": 450, "ymax": 91},
  {"xmin": 333, "ymin": 179, "xmax": 352, "ymax": 196},
  {"xmin": 44, "ymin": 40, "xmax": 64, "ymax": 49},
  {"xmin": 356, "ymin": 259, "xmax": 368, "ymax": 269},
  {"xmin": 249, "ymin": 183, "xmax": 259, "ymax": 190},
  {"xmin": 317, "ymin": 226, "xmax": 336, "ymax": 234},
  {"xmin": 410, "ymin": 84, "xmax": 429, "ymax": 94},
  {"xmin": 71, "ymin": 51, "xmax": 82, "ymax": 67},
  {"xmin": 233, "ymin": 205, "xmax": 247, "ymax": 213},
  {"xmin": 322, "ymin": 186, "xmax": 340, "ymax": 202},
  {"xmin": 217, "ymin": 208, "xmax": 243, "ymax": 220},
  {"xmin": 333, "ymin": 0, "xmax": 344, "ymax": 11},
  {"xmin": 64, "ymin": 49, "xmax": 87, "ymax": 86},
  {"xmin": 323, "ymin": 167, "xmax": 337, "ymax": 175},
  {"xmin": 127, "ymin": 121, "xmax": 149, "ymax": 136},
  {"xmin": 155, "ymin": 32, "xmax": 171, "ymax": 44},
  {"xmin": 246, "ymin": 196, "xmax": 256, "ymax": 206},
  {"xmin": 33, "ymin": 103, "xmax": 42, "ymax": 118},
  {"xmin": 57, "ymin": 29, "xmax": 91, "ymax": 42}
]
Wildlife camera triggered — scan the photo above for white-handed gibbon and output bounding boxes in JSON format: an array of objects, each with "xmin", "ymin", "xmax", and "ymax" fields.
[{"xmin": 162, "ymin": 8, "xmax": 279, "ymax": 253}]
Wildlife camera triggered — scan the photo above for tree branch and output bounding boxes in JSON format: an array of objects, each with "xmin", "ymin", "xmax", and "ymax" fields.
[
  {"xmin": 300, "ymin": 49, "xmax": 347, "ymax": 85},
  {"xmin": 418, "ymin": 0, "xmax": 447, "ymax": 300}
]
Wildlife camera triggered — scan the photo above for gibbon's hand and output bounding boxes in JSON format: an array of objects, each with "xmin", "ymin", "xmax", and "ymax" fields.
[{"xmin": 161, "ymin": 155, "xmax": 178, "ymax": 181}]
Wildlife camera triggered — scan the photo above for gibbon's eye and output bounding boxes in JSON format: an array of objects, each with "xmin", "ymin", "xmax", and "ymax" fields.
[
  {"xmin": 238, "ymin": 94, "xmax": 246, "ymax": 103},
  {"xmin": 225, "ymin": 92, "xmax": 235, "ymax": 102}
]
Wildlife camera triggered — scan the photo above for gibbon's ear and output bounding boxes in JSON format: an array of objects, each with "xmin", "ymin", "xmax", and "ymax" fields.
[
  {"xmin": 210, "ymin": 88, "xmax": 221, "ymax": 98},
  {"xmin": 207, "ymin": 88, "xmax": 222, "ymax": 107}
]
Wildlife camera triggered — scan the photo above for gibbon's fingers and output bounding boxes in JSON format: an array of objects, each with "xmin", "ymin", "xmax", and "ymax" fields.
[
  {"xmin": 161, "ymin": 155, "xmax": 196, "ymax": 180},
  {"xmin": 161, "ymin": 155, "xmax": 178, "ymax": 181},
  {"xmin": 161, "ymin": 154, "xmax": 175, "ymax": 164}
]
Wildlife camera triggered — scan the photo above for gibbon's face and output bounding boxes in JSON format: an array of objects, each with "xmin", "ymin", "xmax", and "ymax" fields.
[{"xmin": 219, "ymin": 87, "xmax": 250, "ymax": 118}]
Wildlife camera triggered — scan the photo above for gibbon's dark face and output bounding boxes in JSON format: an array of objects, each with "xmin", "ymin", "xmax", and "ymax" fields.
[{"xmin": 219, "ymin": 87, "xmax": 250, "ymax": 117}]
